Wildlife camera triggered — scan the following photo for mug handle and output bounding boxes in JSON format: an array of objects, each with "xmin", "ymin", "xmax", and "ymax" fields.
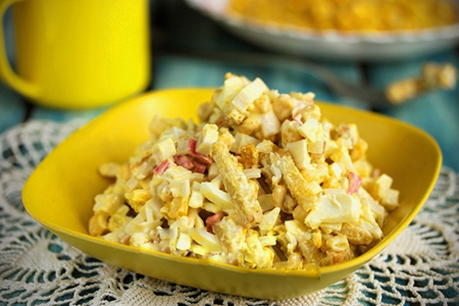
[{"xmin": 0, "ymin": 0, "xmax": 38, "ymax": 98}]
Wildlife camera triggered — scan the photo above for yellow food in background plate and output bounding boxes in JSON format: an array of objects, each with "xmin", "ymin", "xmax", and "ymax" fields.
[
  {"xmin": 228, "ymin": 0, "xmax": 458, "ymax": 32},
  {"xmin": 88, "ymin": 74, "xmax": 399, "ymax": 269}
]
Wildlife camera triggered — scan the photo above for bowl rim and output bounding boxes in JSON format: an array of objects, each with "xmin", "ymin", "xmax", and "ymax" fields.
[
  {"xmin": 22, "ymin": 88, "xmax": 442, "ymax": 278},
  {"xmin": 185, "ymin": 0, "xmax": 459, "ymax": 44}
]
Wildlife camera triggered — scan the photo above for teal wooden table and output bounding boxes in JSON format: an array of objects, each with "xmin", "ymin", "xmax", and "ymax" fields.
[
  {"xmin": 1, "ymin": 1, "xmax": 458, "ymax": 170},
  {"xmin": 1, "ymin": 1, "xmax": 458, "ymax": 171},
  {"xmin": 0, "ymin": 2, "xmax": 458, "ymax": 305}
]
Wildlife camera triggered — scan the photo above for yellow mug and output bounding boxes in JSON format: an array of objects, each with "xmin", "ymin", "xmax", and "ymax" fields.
[{"xmin": 0, "ymin": 0, "xmax": 150, "ymax": 109}]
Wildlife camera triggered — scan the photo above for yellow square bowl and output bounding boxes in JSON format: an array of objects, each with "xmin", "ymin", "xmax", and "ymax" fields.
[{"xmin": 22, "ymin": 89, "xmax": 441, "ymax": 300}]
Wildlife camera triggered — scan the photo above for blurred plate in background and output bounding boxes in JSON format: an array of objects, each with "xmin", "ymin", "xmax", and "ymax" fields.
[{"xmin": 185, "ymin": 0, "xmax": 459, "ymax": 61}]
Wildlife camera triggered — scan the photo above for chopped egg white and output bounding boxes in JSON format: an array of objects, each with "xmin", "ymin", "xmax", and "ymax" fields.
[{"xmin": 90, "ymin": 73, "xmax": 399, "ymax": 270}]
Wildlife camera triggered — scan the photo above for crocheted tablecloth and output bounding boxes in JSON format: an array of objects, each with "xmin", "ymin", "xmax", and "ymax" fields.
[{"xmin": 0, "ymin": 121, "xmax": 457, "ymax": 305}]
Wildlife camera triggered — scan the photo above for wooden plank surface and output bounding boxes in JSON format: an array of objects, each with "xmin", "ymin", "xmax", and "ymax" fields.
[
  {"xmin": 0, "ymin": 2, "xmax": 457, "ymax": 304},
  {"xmin": 154, "ymin": 55, "xmax": 363, "ymax": 108},
  {"xmin": 368, "ymin": 51, "xmax": 459, "ymax": 171},
  {"xmin": 30, "ymin": 106, "xmax": 106, "ymax": 122},
  {"xmin": 0, "ymin": 0, "xmax": 457, "ymax": 171},
  {"xmin": 153, "ymin": 0, "xmax": 364, "ymax": 108},
  {"xmin": 0, "ymin": 10, "xmax": 25, "ymax": 131},
  {"xmin": 0, "ymin": 84, "xmax": 25, "ymax": 132}
]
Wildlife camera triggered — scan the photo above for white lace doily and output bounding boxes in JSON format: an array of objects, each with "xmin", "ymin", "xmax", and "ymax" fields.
[{"xmin": 0, "ymin": 121, "xmax": 458, "ymax": 305}]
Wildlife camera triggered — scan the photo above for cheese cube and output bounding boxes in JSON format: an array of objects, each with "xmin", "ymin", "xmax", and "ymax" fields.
[
  {"xmin": 169, "ymin": 179, "xmax": 190, "ymax": 198},
  {"xmin": 281, "ymin": 120, "xmax": 302, "ymax": 146},
  {"xmin": 215, "ymin": 75, "xmax": 248, "ymax": 111},
  {"xmin": 189, "ymin": 190, "xmax": 204, "ymax": 208},
  {"xmin": 382, "ymin": 188, "xmax": 399, "ymax": 210},
  {"xmin": 152, "ymin": 138, "xmax": 176, "ymax": 164},
  {"xmin": 372, "ymin": 174, "xmax": 393, "ymax": 199},
  {"xmin": 231, "ymin": 133, "xmax": 259, "ymax": 154},
  {"xmin": 165, "ymin": 164, "xmax": 191, "ymax": 180},
  {"xmin": 259, "ymin": 207, "xmax": 280, "ymax": 234},
  {"xmin": 231, "ymin": 78, "xmax": 268, "ymax": 112},
  {"xmin": 176, "ymin": 233, "xmax": 192, "ymax": 251},
  {"xmin": 260, "ymin": 111, "xmax": 280, "ymax": 137},
  {"xmin": 298, "ymin": 118, "xmax": 323, "ymax": 142},
  {"xmin": 286, "ymin": 139, "xmax": 311, "ymax": 169},
  {"xmin": 197, "ymin": 124, "xmax": 219, "ymax": 155},
  {"xmin": 305, "ymin": 190, "xmax": 361, "ymax": 229},
  {"xmin": 256, "ymin": 140, "xmax": 275, "ymax": 153},
  {"xmin": 308, "ymin": 141, "xmax": 325, "ymax": 155},
  {"xmin": 200, "ymin": 182, "xmax": 232, "ymax": 209}
]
